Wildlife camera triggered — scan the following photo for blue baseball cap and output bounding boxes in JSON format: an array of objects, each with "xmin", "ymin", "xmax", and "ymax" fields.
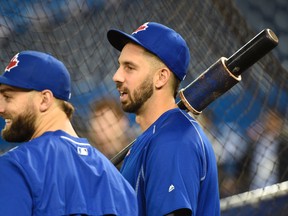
[
  {"xmin": 0, "ymin": 50, "xmax": 71, "ymax": 101},
  {"xmin": 107, "ymin": 22, "xmax": 190, "ymax": 81}
]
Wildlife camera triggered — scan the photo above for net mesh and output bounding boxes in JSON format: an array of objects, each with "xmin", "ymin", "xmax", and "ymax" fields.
[{"xmin": 0, "ymin": 0, "xmax": 287, "ymax": 214}]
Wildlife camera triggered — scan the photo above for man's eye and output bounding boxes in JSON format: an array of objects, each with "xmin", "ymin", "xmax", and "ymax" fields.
[
  {"xmin": 125, "ymin": 65, "xmax": 134, "ymax": 71},
  {"xmin": 2, "ymin": 95, "xmax": 11, "ymax": 100}
]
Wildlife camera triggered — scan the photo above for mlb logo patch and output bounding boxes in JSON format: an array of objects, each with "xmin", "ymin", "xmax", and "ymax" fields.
[
  {"xmin": 5, "ymin": 53, "xmax": 20, "ymax": 72},
  {"xmin": 77, "ymin": 147, "xmax": 88, "ymax": 156}
]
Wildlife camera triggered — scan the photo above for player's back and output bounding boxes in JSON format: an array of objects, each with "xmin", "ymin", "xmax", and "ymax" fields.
[{"xmin": 0, "ymin": 130, "xmax": 137, "ymax": 216}]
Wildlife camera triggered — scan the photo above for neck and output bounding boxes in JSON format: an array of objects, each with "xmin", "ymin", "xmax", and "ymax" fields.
[
  {"xmin": 32, "ymin": 109, "xmax": 78, "ymax": 140},
  {"xmin": 136, "ymin": 96, "xmax": 177, "ymax": 131}
]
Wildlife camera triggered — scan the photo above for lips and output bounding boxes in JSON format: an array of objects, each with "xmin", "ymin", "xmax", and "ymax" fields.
[
  {"xmin": 119, "ymin": 90, "xmax": 128, "ymax": 102},
  {"xmin": 1, "ymin": 118, "xmax": 11, "ymax": 131},
  {"xmin": 4, "ymin": 119, "xmax": 12, "ymax": 126}
]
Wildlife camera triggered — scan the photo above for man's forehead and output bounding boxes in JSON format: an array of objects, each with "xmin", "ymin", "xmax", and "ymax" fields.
[
  {"xmin": 122, "ymin": 42, "xmax": 147, "ymax": 54},
  {"xmin": 119, "ymin": 44, "xmax": 150, "ymax": 65}
]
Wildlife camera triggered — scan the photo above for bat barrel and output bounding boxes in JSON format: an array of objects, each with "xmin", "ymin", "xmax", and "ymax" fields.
[
  {"xmin": 178, "ymin": 28, "xmax": 279, "ymax": 114},
  {"xmin": 178, "ymin": 57, "xmax": 241, "ymax": 114}
]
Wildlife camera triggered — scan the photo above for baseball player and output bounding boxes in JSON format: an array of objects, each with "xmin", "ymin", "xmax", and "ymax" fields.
[
  {"xmin": 0, "ymin": 51, "xmax": 138, "ymax": 215},
  {"xmin": 107, "ymin": 22, "xmax": 220, "ymax": 215}
]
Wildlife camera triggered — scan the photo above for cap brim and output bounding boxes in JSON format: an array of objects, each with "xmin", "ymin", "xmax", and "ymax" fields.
[
  {"xmin": 107, "ymin": 29, "xmax": 143, "ymax": 51},
  {"xmin": 0, "ymin": 76, "xmax": 32, "ymax": 90}
]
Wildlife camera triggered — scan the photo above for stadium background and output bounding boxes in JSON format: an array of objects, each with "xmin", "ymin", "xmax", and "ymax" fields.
[{"xmin": 0, "ymin": 0, "xmax": 287, "ymax": 215}]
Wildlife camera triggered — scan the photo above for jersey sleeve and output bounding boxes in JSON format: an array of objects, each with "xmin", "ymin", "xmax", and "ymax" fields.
[
  {"xmin": 143, "ymin": 129, "xmax": 203, "ymax": 216},
  {"xmin": 0, "ymin": 155, "xmax": 32, "ymax": 215}
]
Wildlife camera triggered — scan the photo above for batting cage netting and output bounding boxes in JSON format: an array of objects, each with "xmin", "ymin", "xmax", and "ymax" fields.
[{"xmin": 0, "ymin": 0, "xmax": 287, "ymax": 215}]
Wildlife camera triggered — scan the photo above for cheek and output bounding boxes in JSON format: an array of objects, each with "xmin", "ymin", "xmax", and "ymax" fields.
[
  {"xmin": 0, "ymin": 96, "xmax": 5, "ymax": 110},
  {"xmin": 5, "ymin": 103, "xmax": 22, "ymax": 115},
  {"xmin": 129, "ymin": 75, "xmax": 147, "ymax": 89}
]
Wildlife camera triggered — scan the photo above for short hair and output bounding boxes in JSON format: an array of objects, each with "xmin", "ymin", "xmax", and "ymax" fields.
[
  {"xmin": 58, "ymin": 100, "xmax": 75, "ymax": 119},
  {"xmin": 143, "ymin": 48, "xmax": 181, "ymax": 98}
]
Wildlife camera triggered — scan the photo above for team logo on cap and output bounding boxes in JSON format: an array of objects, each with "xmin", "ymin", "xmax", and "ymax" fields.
[
  {"xmin": 132, "ymin": 22, "xmax": 149, "ymax": 34},
  {"xmin": 5, "ymin": 53, "xmax": 20, "ymax": 72}
]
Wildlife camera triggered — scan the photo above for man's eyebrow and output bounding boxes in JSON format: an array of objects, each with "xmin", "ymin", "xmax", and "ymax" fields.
[
  {"xmin": 120, "ymin": 60, "xmax": 138, "ymax": 68},
  {"xmin": 0, "ymin": 88, "xmax": 12, "ymax": 94},
  {"xmin": 0, "ymin": 87, "xmax": 32, "ymax": 93}
]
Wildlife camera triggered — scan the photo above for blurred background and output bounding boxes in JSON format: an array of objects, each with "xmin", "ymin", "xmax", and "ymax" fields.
[{"xmin": 0, "ymin": 0, "xmax": 287, "ymax": 215}]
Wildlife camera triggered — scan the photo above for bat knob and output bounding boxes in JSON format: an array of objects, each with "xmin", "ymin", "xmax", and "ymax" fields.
[{"xmin": 226, "ymin": 28, "xmax": 279, "ymax": 76}]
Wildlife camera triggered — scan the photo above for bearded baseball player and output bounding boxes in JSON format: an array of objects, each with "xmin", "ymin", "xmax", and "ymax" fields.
[
  {"xmin": 0, "ymin": 51, "xmax": 138, "ymax": 215},
  {"xmin": 107, "ymin": 22, "xmax": 220, "ymax": 215}
]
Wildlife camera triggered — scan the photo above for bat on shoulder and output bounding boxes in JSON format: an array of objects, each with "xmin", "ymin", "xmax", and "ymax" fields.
[{"xmin": 111, "ymin": 28, "xmax": 279, "ymax": 166}]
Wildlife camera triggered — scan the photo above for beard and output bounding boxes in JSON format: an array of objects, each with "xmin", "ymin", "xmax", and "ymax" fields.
[
  {"xmin": 2, "ymin": 106, "xmax": 37, "ymax": 143},
  {"xmin": 121, "ymin": 76, "xmax": 154, "ymax": 113}
]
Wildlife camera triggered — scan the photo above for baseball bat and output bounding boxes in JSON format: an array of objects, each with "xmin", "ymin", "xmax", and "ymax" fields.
[{"xmin": 111, "ymin": 28, "xmax": 278, "ymax": 166}]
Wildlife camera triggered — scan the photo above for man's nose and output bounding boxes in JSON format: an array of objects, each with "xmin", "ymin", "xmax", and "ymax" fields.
[{"xmin": 112, "ymin": 67, "xmax": 125, "ymax": 83}]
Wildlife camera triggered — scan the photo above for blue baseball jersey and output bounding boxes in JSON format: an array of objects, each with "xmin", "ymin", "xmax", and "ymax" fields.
[
  {"xmin": 121, "ymin": 108, "xmax": 220, "ymax": 216},
  {"xmin": 0, "ymin": 130, "xmax": 137, "ymax": 215}
]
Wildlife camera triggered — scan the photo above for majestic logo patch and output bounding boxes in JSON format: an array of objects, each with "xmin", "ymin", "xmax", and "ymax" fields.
[
  {"xmin": 132, "ymin": 22, "xmax": 149, "ymax": 34},
  {"xmin": 168, "ymin": 184, "xmax": 175, "ymax": 192},
  {"xmin": 5, "ymin": 53, "xmax": 20, "ymax": 72}
]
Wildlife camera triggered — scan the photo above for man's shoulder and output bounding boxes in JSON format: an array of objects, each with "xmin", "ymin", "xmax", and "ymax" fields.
[{"xmin": 154, "ymin": 109, "xmax": 197, "ymax": 136}]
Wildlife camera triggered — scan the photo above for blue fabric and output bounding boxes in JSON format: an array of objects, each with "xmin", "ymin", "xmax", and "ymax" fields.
[
  {"xmin": 0, "ymin": 51, "xmax": 71, "ymax": 101},
  {"xmin": 0, "ymin": 130, "xmax": 137, "ymax": 215},
  {"xmin": 121, "ymin": 108, "xmax": 220, "ymax": 216}
]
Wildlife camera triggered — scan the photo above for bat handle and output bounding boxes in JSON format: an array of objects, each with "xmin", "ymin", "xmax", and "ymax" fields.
[{"xmin": 110, "ymin": 139, "xmax": 135, "ymax": 166}]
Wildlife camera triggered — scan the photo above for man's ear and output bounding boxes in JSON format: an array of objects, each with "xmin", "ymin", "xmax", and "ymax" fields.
[
  {"xmin": 155, "ymin": 68, "xmax": 171, "ymax": 89},
  {"xmin": 39, "ymin": 90, "xmax": 54, "ymax": 112}
]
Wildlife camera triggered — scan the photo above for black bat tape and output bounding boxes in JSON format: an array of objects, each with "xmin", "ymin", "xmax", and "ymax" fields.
[{"xmin": 110, "ymin": 29, "xmax": 279, "ymax": 166}]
